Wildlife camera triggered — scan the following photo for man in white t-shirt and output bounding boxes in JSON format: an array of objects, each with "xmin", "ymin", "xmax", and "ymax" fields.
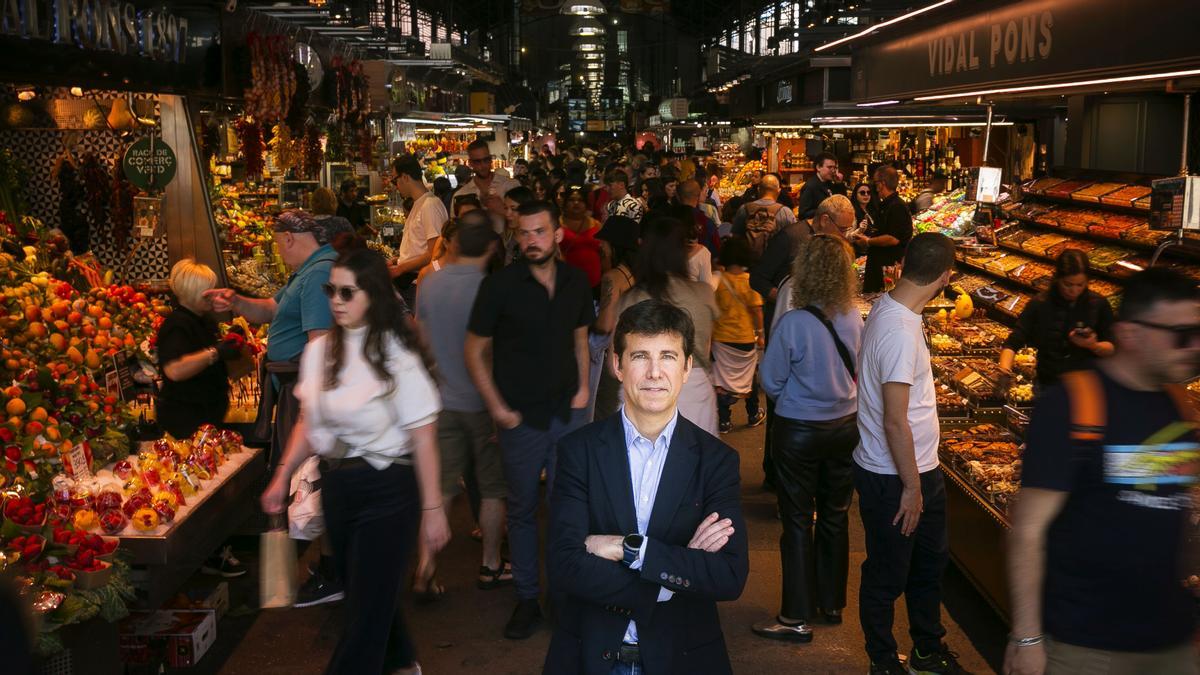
[
  {"xmin": 389, "ymin": 154, "xmax": 448, "ymax": 299},
  {"xmin": 853, "ymin": 232, "xmax": 969, "ymax": 675},
  {"xmin": 454, "ymin": 139, "xmax": 519, "ymax": 233}
]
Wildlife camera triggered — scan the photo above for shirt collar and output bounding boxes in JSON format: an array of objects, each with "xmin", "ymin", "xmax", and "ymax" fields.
[
  {"xmin": 620, "ymin": 406, "xmax": 679, "ymax": 451},
  {"xmin": 297, "ymin": 244, "xmax": 336, "ymax": 274}
]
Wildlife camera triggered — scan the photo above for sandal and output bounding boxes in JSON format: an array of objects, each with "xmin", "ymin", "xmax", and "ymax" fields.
[{"xmin": 477, "ymin": 560, "xmax": 513, "ymax": 590}]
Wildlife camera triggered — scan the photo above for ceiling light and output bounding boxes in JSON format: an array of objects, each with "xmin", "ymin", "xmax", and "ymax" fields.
[
  {"xmin": 816, "ymin": 0, "xmax": 954, "ymax": 52},
  {"xmin": 562, "ymin": 1, "xmax": 606, "ymax": 16},
  {"xmin": 571, "ymin": 17, "xmax": 605, "ymax": 36},
  {"xmin": 913, "ymin": 68, "xmax": 1200, "ymax": 101},
  {"xmin": 856, "ymin": 100, "xmax": 900, "ymax": 107},
  {"xmin": 16, "ymin": 89, "xmax": 35, "ymax": 101},
  {"xmin": 69, "ymin": 87, "xmax": 84, "ymax": 97}
]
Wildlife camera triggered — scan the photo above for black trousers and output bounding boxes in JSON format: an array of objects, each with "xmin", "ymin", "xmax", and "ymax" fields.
[
  {"xmin": 321, "ymin": 460, "xmax": 420, "ymax": 674},
  {"xmin": 854, "ymin": 465, "xmax": 948, "ymax": 662},
  {"xmin": 772, "ymin": 414, "xmax": 858, "ymax": 619}
]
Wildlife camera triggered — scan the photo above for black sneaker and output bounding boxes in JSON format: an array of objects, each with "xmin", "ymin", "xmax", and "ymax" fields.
[
  {"xmin": 504, "ymin": 599, "xmax": 542, "ymax": 640},
  {"xmin": 719, "ymin": 421, "xmax": 733, "ymax": 434},
  {"xmin": 201, "ymin": 545, "xmax": 247, "ymax": 578},
  {"xmin": 294, "ymin": 566, "xmax": 345, "ymax": 608},
  {"xmin": 908, "ymin": 643, "xmax": 971, "ymax": 674},
  {"xmin": 747, "ymin": 409, "xmax": 766, "ymax": 427},
  {"xmin": 869, "ymin": 656, "xmax": 908, "ymax": 675}
]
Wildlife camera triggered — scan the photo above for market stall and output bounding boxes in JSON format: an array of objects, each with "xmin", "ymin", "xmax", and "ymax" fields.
[{"xmin": 0, "ymin": 5, "xmax": 285, "ymax": 663}]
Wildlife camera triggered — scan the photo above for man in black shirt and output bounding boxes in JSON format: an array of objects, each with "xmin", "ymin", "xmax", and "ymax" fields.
[
  {"xmin": 797, "ymin": 153, "xmax": 843, "ymax": 220},
  {"xmin": 1007, "ymin": 268, "xmax": 1200, "ymax": 675},
  {"xmin": 335, "ymin": 179, "xmax": 370, "ymax": 232},
  {"xmin": 854, "ymin": 166, "xmax": 912, "ymax": 293},
  {"xmin": 466, "ymin": 200, "xmax": 595, "ymax": 641}
]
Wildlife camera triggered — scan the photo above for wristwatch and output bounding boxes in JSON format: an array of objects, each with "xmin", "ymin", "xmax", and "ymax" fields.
[{"xmin": 621, "ymin": 533, "xmax": 644, "ymax": 568}]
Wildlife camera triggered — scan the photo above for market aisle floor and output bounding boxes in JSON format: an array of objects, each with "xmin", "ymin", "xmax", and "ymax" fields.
[{"xmin": 198, "ymin": 408, "xmax": 1006, "ymax": 675}]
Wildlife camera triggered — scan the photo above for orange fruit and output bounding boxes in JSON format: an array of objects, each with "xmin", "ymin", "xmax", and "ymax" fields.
[
  {"xmin": 26, "ymin": 322, "xmax": 46, "ymax": 338},
  {"xmin": 5, "ymin": 398, "xmax": 24, "ymax": 417},
  {"xmin": 29, "ymin": 407, "xmax": 46, "ymax": 422}
]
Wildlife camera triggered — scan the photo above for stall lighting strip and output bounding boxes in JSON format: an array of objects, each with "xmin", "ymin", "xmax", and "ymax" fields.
[
  {"xmin": 913, "ymin": 68, "xmax": 1200, "ymax": 101},
  {"xmin": 395, "ymin": 117, "xmax": 472, "ymax": 127},
  {"xmin": 754, "ymin": 124, "xmax": 814, "ymax": 130},
  {"xmin": 816, "ymin": 0, "xmax": 955, "ymax": 52},
  {"xmin": 857, "ymin": 100, "xmax": 900, "ymax": 107},
  {"xmin": 816, "ymin": 122, "xmax": 1014, "ymax": 128}
]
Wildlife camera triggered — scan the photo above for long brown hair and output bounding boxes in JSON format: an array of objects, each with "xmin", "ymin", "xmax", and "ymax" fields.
[{"xmin": 323, "ymin": 246, "xmax": 435, "ymax": 391}]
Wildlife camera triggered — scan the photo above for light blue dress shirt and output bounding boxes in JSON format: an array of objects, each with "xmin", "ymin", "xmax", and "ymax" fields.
[{"xmin": 620, "ymin": 407, "xmax": 678, "ymax": 645}]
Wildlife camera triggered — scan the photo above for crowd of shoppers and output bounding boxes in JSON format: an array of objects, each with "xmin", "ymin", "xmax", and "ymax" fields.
[{"xmin": 134, "ymin": 138, "xmax": 1200, "ymax": 675}]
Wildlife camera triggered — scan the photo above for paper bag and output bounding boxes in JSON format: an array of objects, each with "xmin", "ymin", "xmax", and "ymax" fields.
[{"xmin": 259, "ymin": 518, "xmax": 297, "ymax": 609}]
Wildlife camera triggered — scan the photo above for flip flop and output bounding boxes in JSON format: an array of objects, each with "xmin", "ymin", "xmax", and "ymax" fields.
[{"xmin": 412, "ymin": 568, "xmax": 446, "ymax": 605}]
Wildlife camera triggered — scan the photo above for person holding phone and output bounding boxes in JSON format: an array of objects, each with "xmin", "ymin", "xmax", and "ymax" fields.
[{"xmin": 998, "ymin": 249, "xmax": 1115, "ymax": 391}]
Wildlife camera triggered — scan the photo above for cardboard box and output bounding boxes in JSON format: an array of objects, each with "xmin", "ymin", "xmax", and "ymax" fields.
[{"xmin": 119, "ymin": 609, "xmax": 216, "ymax": 667}]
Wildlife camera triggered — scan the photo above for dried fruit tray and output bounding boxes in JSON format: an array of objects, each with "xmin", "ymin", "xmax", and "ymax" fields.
[
  {"xmin": 1100, "ymin": 185, "xmax": 1152, "ymax": 208},
  {"xmin": 1045, "ymin": 179, "xmax": 1095, "ymax": 199},
  {"xmin": 1070, "ymin": 182, "xmax": 1125, "ymax": 203}
]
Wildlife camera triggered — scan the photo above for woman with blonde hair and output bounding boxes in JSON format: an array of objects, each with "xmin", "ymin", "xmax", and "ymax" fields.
[
  {"xmin": 753, "ymin": 234, "xmax": 863, "ymax": 643},
  {"xmin": 157, "ymin": 258, "xmax": 241, "ymax": 438},
  {"xmin": 157, "ymin": 258, "xmax": 247, "ymax": 577}
]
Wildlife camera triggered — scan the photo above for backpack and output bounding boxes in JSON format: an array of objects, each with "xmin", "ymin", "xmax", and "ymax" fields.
[{"xmin": 744, "ymin": 201, "xmax": 784, "ymax": 259}]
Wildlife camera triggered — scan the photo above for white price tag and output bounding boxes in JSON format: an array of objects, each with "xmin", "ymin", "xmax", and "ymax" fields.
[
  {"xmin": 64, "ymin": 444, "xmax": 93, "ymax": 480},
  {"xmin": 381, "ymin": 226, "xmax": 396, "ymax": 238}
]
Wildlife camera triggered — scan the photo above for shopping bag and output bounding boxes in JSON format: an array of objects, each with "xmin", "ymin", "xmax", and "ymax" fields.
[
  {"xmin": 259, "ymin": 515, "xmax": 297, "ymax": 609},
  {"xmin": 287, "ymin": 455, "xmax": 324, "ymax": 540}
]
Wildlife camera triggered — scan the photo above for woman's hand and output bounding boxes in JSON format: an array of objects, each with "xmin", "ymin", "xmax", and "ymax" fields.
[
  {"xmin": 421, "ymin": 506, "xmax": 451, "ymax": 553},
  {"xmin": 260, "ymin": 475, "xmax": 289, "ymax": 515}
]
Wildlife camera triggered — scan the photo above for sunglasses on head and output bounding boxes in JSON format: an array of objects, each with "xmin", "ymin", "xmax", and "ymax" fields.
[
  {"xmin": 321, "ymin": 283, "xmax": 362, "ymax": 302},
  {"xmin": 1127, "ymin": 319, "xmax": 1200, "ymax": 348}
]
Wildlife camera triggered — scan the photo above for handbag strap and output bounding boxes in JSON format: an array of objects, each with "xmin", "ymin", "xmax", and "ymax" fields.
[{"xmin": 800, "ymin": 305, "xmax": 856, "ymax": 381}]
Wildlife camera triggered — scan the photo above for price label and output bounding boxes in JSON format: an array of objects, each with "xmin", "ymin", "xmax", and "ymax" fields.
[
  {"xmin": 959, "ymin": 371, "xmax": 984, "ymax": 388},
  {"xmin": 61, "ymin": 443, "xmax": 93, "ymax": 480},
  {"xmin": 137, "ymin": 226, "xmax": 156, "ymax": 238},
  {"xmin": 354, "ymin": 163, "xmax": 369, "ymax": 176},
  {"xmin": 381, "ymin": 226, "xmax": 396, "ymax": 238}
]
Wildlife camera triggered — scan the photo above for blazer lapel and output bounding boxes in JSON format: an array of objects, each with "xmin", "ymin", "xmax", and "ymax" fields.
[
  {"xmin": 647, "ymin": 417, "xmax": 700, "ymax": 540},
  {"xmin": 596, "ymin": 415, "xmax": 638, "ymax": 535}
]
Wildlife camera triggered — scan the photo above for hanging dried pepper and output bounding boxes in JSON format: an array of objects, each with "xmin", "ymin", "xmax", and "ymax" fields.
[
  {"xmin": 236, "ymin": 118, "xmax": 265, "ymax": 179},
  {"xmin": 110, "ymin": 158, "xmax": 135, "ymax": 249},
  {"xmin": 79, "ymin": 152, "xmax": 110, "ymax": 238},
  {"xmin": 301, "ymin": 124, "xmax": 324, "ymax": 180}
]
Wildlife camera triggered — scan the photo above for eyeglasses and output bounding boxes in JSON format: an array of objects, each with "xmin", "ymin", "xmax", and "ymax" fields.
[
  {"xmin": 321, "ymin": 283, "xmax": 363, "ymax": 302},
  {"xmin": 468, "ymin": 155, "xmax": 493, "ymax": 165},
  {"xmin": 1127, "ymin": 319, "xmax": 1200, "ymax": 348}
]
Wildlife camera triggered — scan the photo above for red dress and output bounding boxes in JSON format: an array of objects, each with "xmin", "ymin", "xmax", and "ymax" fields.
[{"xmin": 560, "ymin": 218, "xmax": 603, "ymax": 288}]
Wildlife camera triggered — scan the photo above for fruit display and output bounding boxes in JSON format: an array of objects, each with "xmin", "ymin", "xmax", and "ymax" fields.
[
  {"xmin": 913, "ymin": 189, "xmax": 975, "ymax": 236},
  {"xmin": 213, "ymin": 188, "xmax": 276, "ymax": 251}
]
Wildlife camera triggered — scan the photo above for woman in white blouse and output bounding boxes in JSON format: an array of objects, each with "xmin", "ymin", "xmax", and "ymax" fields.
[{"xmin": 262, "ymin": 245, "xmax": 450, "ymax": 675}]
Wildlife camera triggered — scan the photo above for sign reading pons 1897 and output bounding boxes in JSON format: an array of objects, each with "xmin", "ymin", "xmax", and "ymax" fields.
[
  {"xmin": 122, "ymin": 137, "xmax": 177, "ymax": 191},
  {"xmin": 0, "ymin": 0, "xmax": 189, "ymax": 64}
]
